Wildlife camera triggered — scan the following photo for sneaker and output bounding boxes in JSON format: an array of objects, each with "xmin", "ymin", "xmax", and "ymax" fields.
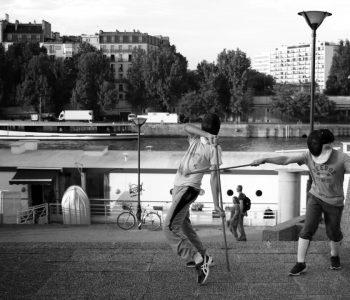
[
  {"xmin": 196, "ymin": 254, "xmax": 210, "ymax": 285},
  {"xmin": 187, "ymin": 255, "xmax": 215, "ymax": 268},
  {"xmin": 237, "ymin": 237, "xmax": 247, "ymax": 241},
  {"xmin": 288, "ymin": 262, "xmax": 307, "ymax": 276},
  {"xmin": 330, "ymin": 256, "xmax": 341, "ymax": 270}
]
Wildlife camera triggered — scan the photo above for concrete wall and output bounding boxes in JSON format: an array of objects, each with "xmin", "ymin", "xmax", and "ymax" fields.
[{"xmin": 142, "ymin": 123, "xmax": 350, "ymax": 138}]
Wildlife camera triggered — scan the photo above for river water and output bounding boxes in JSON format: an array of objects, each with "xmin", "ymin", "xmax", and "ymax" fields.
[{"xmin": 1, "ymin": 136, "xmax": 350, "ymax": 152}]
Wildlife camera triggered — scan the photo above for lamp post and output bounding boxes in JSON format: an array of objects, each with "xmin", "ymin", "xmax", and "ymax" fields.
[
  {"xmin": 131, "ymin": 116, "xmax": 147, "ymax": 229},
  {"xmin": 298, "ymin": 11, "xmax": 331, "ymax": 133}
]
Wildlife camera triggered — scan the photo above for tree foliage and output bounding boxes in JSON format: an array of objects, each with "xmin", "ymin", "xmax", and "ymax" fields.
[
  {"xmin": 127, "ymin": 44, "xmax": 188, "ymax": 112},
  {"xmin": 71, "ymin": 52, "xmax": 118, "ymax": 115},
  {"xmin": 272, "ymin": 84, "xmax": 335, "ymax": 122},
  {"xmin": 217, "ymin": 48, "xmax": 252, "ymax": 121},
  {"xmin": 325, "ymin": 39, "xmax": 350, "ymax": 95}
]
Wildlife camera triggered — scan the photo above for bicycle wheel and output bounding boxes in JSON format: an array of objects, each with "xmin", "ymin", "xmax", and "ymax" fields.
[
  {"xmin": 117, "ymin": 212, "xmax": 136, "ymax": 230},
  {"xmin": 143, "ymin": 212, "xmax": 161, "ymax": 231}
]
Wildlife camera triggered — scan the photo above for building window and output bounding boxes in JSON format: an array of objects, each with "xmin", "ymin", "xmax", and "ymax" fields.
[
  {"xmin": 128, "ymin": 45, "xmax": 132, "ymax": 50},
  {"xmin": 111, "ymin": 55, "xmax": 115, "ymax": 62},
  {"xmin": 119, "ymin": 45, "xmax": 122, "ymax": 50},
  {"xmin": 119, "ymin": 93, "xmax": 124, "ymax": 100},
  {"xmin": 128, "ymin": 54, "xmax": 132, "ymax": 61},
  {"xmin": 119, "ymin": 84, "xmax": 123, "ymax": 92},
  {"xmin": 118, "ymin": 64, "xmax": 123, "ymax": 72},
  {"xmin": 139, "ymin": 36, "xmax": 142, "ymax": 43},
  {"xmin": 129, "ymin": 35, "xmax": 132, "ymax": 42},
  {"xmin": 7, "ymin": 34, "xmax": 12, "ymax": 41}
]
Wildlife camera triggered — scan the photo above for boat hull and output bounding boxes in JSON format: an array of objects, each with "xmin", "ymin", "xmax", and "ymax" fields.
[{"xmin": 0, "ymin": 130, "xmax": 139, "ymax": 140}]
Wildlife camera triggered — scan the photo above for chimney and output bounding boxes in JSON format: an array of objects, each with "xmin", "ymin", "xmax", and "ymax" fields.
[
  {"xmin": 5, "ymin": 13, "xmax": 9, "ymax": 22},
  {"xmin": 15, "ymin": 20, "xmax": 19, "ymax": 31}
]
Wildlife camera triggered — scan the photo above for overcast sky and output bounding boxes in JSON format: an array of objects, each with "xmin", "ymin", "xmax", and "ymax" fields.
[{"xmin": 1, "ymin": 0, "xmax": 348, "ymax": 69}]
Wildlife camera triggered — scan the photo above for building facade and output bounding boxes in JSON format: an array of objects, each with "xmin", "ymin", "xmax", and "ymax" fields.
[
  {"xmin": 252, "ymin": 41, "xmax": 337, "ymax": 91},
  {"xmin": 0, "ymin": 14, "xmax": 52, "ymax": 50}
]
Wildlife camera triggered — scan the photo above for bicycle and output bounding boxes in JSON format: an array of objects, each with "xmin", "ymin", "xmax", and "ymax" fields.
[{"xmin": 117, "ymin": 203, "xmax": 162, "ymax": 231}]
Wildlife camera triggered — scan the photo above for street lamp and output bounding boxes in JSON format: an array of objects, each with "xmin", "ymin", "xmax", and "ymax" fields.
[
  {"xmin": 298, "ymin": 11, "xmax": 331, "ymax": 133},
  {"xmin": 130, "ymin": 116, "xmax": 147, "ymax": 229}
]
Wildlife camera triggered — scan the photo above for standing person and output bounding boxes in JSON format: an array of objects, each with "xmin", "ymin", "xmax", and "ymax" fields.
[
  {"xmin": 163, "ymin": 113, "xmax": 225, "ymax": 285},
  {"xmin": 236, "ymin": 185, "xmax": 247, "ymax": 241},
  {"xmin": 251, "ymin": 129, "xmax": 350, "ymax": 276},
  {"xmin": 227, "ymin": 196, "xmax": 241, "ymax": 240}
]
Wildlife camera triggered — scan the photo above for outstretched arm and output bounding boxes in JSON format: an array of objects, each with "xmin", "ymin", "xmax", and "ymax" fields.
[{"xmin": 251, "ymin": 155, "xmax": 303, "ymax": 166}]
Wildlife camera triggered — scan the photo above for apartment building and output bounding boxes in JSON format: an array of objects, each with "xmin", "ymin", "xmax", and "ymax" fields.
[
  {"xmin": 252, "ymin": 41, "xmax": 337, "ymax": 91},
  {"xmin": 42, "ymin": 42, "xmax": 80, "ymax": 58},
  {"xmin": 83, "ymin": 30, "xmax": 169, "ymax": 117},
  {"xmin": 0, "ymin": 14, "xmax": 51, "ymax": 50}
]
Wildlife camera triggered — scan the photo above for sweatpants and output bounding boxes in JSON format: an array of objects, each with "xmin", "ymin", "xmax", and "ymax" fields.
[{"xmin": 163, "ymin": 185, "xmax": 206, "ymax": 261}]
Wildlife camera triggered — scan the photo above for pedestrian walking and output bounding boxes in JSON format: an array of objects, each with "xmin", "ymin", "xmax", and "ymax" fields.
[
  {"xmin": 236, "ymin": 185, "xmax": 247, "ymax": 241},
  {"xmin": 227, "ymin": 196, "xmax": 240, "ymax": 240}
]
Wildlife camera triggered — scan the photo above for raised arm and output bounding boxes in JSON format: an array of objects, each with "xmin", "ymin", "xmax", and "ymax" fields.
[
  {"xmin": 209, "ymin": 165, "xmax": 225, "ymax": 216},
  {"xmin": 184, "ymin": 124, "xmax": 216, "ymax": 144}
]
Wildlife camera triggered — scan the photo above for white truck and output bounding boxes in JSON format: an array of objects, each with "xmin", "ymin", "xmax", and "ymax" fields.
[
  {"xmin": 137, "ymin": 112, "xmax": 178, "ymax": 123},
  {"xmin": 58, "ymin": 110, "xmax": 93, "ymax": 122}
]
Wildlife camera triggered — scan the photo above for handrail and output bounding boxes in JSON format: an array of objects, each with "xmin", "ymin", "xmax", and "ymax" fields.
[{"xmin": 17, "ymin": 203, "xmax": 48, "ymax": 224}]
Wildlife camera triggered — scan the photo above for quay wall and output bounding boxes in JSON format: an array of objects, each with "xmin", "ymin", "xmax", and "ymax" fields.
[{"xmin": 143, "ymin": 123, "xmax": 350, "ymax": 138}]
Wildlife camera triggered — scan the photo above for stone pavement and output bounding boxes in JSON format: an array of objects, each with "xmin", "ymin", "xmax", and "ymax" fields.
[{"xmin": 0, "ymin": 224, "xmax": 350, "ymax": 299}]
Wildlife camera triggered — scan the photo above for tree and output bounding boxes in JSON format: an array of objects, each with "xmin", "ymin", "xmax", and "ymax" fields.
[
  {"xmin": 127, "ymin": 44, "xmax": 188, "ymax": 112},
  {"xmin": 325, "ymin": 39, "xmax": 350, "ymax": 95},
  {"xmin": 217, "ymin": 49, "xmax": 252, "ymax": 121},
  {"xmin": 247, "ymin": 69, "xmax": 275, "ymax": 96},
  {"xmin": 0, "ymin": 44, "xmax": 5, "ymax": 105},
  {"xmin": 272, "ymin": 84, "xmax": 335, "ymax": 122},
  {"xmin": 15, "ymin": 54, "xmax": 55, "ymax": 112},
  {"xmin": 71, "ymin": 52, "xmax": 118, "ymax": 115},
  {"xmin": 126, "ymin": 48, "xmax": 150, "ymax": 111},
  {"xmin": 3, "ymin": 42, "xmax": 46, "ymax": 105}
]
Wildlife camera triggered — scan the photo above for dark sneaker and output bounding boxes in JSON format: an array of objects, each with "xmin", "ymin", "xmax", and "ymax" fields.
[
  {"xmin": 196, "ymin": 254, "xmax": 210, "ymax": 285},
  {"xmin": 186, "ymin": 261, "xmax": 196, "ymax": 268},
  {"xmin": 289, "ymin": 262, "xmax": 307, "ymax": 276},
  {"xmin": 187, "ymin": 255, "xmax": 215, "ymax": 268},
  {"xmin": 330, "ymin": 256, "xmax": 341, "ymax": 270},
  {"xmin": 237, "ymin": 237, "xmax": 247, "ymax": 241}
]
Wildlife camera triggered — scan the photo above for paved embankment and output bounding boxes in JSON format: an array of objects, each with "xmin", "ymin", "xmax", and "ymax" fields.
[{"xmin": 0, "ymin": 225, "xmax": 350, "ymax": 299}]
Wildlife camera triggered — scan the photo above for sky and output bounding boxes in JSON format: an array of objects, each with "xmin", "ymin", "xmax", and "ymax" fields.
[{"xmin": 1, "ymin": 0, "xmax": 349, "ymax": 69}]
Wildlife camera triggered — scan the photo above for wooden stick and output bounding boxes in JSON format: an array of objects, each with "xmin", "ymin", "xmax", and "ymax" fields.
[
  {"xmin": 214, "ymin": 142, "xmax": 230, "ymax": 272},
  {"xmin": 187, "ymin": 163, "xmax": 252, "ymax": 175}
]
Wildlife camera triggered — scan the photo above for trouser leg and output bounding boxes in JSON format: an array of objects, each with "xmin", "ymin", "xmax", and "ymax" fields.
[
  {"xmin": 163, "ymin": 186, "xmax": 200, "ymax": 261},
  {"xmin": 237, "ymin": 215, "xmax": 246, "ymax": 239},
  {"xmin": 182, "ymin": 210, "xmax": 206, "ymax": 256}
]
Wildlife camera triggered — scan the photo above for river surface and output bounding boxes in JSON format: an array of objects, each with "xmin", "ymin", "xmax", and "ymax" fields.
[{"xmin": 1, "ymin": 136, "xmax": 350, "ymax": 151}]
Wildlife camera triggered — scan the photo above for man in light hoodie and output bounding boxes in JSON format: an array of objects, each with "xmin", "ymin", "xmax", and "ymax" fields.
[{"xmin": 163, "ymin": 113, "xmax": 225, "ymax": 285}]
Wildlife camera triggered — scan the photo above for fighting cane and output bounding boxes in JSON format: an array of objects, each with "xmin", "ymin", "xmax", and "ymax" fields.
[
  {"xmin": 214, "ymin": 138, "xmax": 230, "ymax": 272},
  {"xmin": 187, "ymin": 163, "xmax": 253, "ymax": 175}
]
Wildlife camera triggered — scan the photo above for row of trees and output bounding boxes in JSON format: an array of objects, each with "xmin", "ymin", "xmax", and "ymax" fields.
[
  {"xmin": 0, "ymin": 42, "xmax": 118, "ymax": 117},
  {"xmin": 1, "ymin": 39, "xmax": 349, "ymax": 121},
  {"xmin": 127, "ymin": 46, "xmax": 275, "ymax": 121}
]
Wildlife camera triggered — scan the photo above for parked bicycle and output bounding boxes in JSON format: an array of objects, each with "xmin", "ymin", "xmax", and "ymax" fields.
[{"xmin": 117, "ymin": 203, "xmax": 162, "ymax": 230}]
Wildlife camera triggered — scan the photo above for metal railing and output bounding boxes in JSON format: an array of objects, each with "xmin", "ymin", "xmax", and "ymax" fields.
[
  {"xmin": 17, "ymin": 203, "xmax": 49, "ymax": 224},
  {"xmin": 21, "ymin": 199, "xmax": 278, "ymax": 227}
]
